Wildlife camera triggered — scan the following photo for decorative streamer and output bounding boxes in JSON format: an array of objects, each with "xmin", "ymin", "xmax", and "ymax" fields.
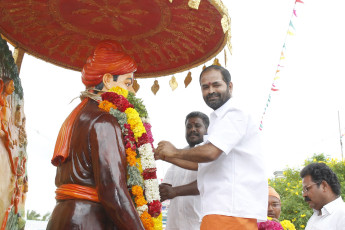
[
  {"xmin": 259, "ymin": 0, "xmax": 304, "ymax": 131},
  {"xmin": 224, "ymin": 49, "xmax": 228, "ymax": 67}
]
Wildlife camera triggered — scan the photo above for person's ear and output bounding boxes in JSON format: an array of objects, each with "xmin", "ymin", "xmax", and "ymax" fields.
[
  {"xmin": 102, "ymin": 73, "xmax": 113, "ymax": 90},
  {"xmin": 321, "ymin": 180, "xmax": 328, "ymax": 192},
  {"xmin": 229, "ymin": 82, "xmax": 233, "ymax": 94}
]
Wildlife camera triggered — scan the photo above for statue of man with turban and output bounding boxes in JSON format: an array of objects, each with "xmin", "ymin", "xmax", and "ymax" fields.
[{"xmin": 47, "ymin": 41, "xmax": 145, "ymax": 230}]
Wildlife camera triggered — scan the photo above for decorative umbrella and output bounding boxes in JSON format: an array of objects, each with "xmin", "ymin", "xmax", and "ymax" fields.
[{"xmin": 0, "ymin": 0, "xmax": 231, "ymax": 79}]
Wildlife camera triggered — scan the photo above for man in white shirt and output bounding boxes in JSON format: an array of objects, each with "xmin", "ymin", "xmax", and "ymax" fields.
[
  {"xmin": 155, "ymin": 65, "xmax": 268, "ymax": 230},
  {"xmin": 160, "ymin": 111, "xmax": 209, "ymax": 230},
  {"xmin": 300, "ymin": 162, "xmax": 345, "ymax": 230}
]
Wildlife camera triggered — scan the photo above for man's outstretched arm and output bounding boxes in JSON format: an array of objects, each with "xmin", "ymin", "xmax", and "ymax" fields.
[
  {"xmin": 155, "ymin": 141, "xmax": 223, "ymax": 163},
  {"xmin": 159, "ymin": 180, "xmax": 199, "ymax": 202},
  {"xmin": 155, "ymin": 152, "xmax": 198, "ymax": 170}
]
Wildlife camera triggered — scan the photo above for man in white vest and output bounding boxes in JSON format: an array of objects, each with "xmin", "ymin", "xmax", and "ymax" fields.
[{"xmin": 160, "ymin": 111, "xmax": 209, "ymax": 230}]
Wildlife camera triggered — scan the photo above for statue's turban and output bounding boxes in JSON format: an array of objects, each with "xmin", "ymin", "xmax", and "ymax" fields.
[{"xmin": 81, "ymin": 40, "xmax": 137, "ymax": 87}]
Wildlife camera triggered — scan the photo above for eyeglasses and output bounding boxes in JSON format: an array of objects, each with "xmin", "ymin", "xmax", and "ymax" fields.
[{"xmin": 302, "ymin": 183, "xmax": 319, "ymax": 194}]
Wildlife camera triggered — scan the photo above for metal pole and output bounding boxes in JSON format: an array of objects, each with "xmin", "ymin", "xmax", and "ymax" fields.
[{"xmin": 338, "ymin": 110, "xmax": 344, "ymax": 160}]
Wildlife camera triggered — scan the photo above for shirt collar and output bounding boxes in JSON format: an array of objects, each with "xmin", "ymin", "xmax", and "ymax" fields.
[{"xmin": 316, "ymin": 196, "xmax": 343, "ymax": 216}]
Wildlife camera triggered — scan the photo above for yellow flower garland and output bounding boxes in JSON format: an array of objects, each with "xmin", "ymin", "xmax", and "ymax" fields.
[
  {"xmin": 125, "ymin": 107, "xmax": 146, "ymax": 140},
  {"xmin": 109, "ymin": 86, "xmax": 128, "ymax": 98},
  {"xmin": 99, "ymin": 86, "xmax": 162, "ymax": 230}
]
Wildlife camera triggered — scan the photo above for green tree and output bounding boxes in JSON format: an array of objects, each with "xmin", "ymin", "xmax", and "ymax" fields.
[
  {"xmin": 26, "ymin": 210, "xmax": 40, "ymax": 220},
  {"xmin": 269, "ymin": 153, "xmax": 345, "ymax": 230},
  {"xmin": 41, "ymin": 212, "xmax": 51, "ymax": 221}
]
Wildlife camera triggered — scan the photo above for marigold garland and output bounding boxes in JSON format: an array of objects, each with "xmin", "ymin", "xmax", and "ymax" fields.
[
  {"xmin": 280, "ymin": 220, "xmax": 296, "ymax": 230},
  {"xmin": 109, "ymin": 86, "xmax": 128, "ymax": 98},
  {"xmin": 98, "ymin": 100, "xmax": 117, "ymax": 112},
  {"xmin": 126, "ymin": 148, "xmax": 137, "ymax": 166},
  {"xmin": 98, "ymin": 86, "xmax": 162, "ymax": 230},
  {"xmin": 140, "ymin": 211, "xmax": 155, "ymax": 230},
  {"xmin": 152, "ymin": 213, "xmax": 163, "ymax": 230}
]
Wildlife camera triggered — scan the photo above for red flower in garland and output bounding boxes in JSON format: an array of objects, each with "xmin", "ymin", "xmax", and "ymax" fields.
[
  {"xmin": 102, "ymin": 92, "xmax": 133, "ymax": 112},
  {"xmin": 142, "ymin": 168, "xmax": 157, "ymax": 180},
  {"xmin": 101, "ymin": 92, "xmax": 116, "ymax": 101},
  {"xmin": 137, "ymin": 133, "xmax": 150, "ymax": 148},
  {"xmin": 148, "ymin": 200, "xmax": 162, "ymax": 217},
  {"xmin": 123, "ymin": 124, "xmax": 136, "ymax": 150}
]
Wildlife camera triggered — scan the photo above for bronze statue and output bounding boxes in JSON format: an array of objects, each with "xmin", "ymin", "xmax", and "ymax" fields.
[{"xmin": 47, "ymin": 41, "xmax": 145, "ymax": 230}]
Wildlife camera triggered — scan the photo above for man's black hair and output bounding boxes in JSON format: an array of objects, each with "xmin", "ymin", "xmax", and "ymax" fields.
[
  {"xmin": 185, "ymin": 111, "xmax": 209, "ymax": 129},
  {"xmin": 300, "ymin": 162, "xmax": 341, "ymax": 196},
  {"xmin": 199, "ymin": 65, "xmax": 231, "ymax": 86},
  {"xmin": 95, "ymin": 75, "xmax": 119, "ymax": 90}
]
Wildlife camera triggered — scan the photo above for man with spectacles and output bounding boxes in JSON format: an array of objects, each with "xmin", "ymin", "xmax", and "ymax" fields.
[
  {"xmin": 300, "ymin": 162, "xmax": 345, "ymax": 230},
  {"xmin": 267, "ymin": 186, "xmax": 281, "ymax": 221}
]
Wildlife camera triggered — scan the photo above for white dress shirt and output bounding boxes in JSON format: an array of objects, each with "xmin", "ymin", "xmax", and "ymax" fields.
[
  {"xmin": 163, "ymin": 161, "xmax": 201, "ymax": 230},
  {"xmin": 306, "ymin": 197, "xmax": 345, "ymax": 230},
  {"xmin": 197, "ymin": 99, "xmax": 268, "ymax": 221}
]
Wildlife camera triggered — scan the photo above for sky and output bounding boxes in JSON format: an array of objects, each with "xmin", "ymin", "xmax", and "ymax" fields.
[{"xmin": 7, "ymin": 0, "xmax": 345, "ymax": 215}]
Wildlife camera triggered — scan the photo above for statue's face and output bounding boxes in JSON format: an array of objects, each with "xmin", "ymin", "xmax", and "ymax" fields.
[
  {"xmin": 108, "ymin": 73, "xmax": 134, "ymax": 91},
  {"xmin": 5, "ymin": 80, "xmax": 15, "ymax": 95}
]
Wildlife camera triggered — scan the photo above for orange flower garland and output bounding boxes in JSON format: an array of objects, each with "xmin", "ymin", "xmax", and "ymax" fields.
[
  {"xmin": 98, "ymin": 100, "xmax": 117, "ymax": 112},
  {"xmin": 126, "ymin": 148, "xmax": 137, "ymax": 167}
]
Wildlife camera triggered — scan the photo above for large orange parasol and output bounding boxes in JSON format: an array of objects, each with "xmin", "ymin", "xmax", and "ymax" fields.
[{"xmin": 0, "ymin": 0, "xmax": 230, "ymax": 78}]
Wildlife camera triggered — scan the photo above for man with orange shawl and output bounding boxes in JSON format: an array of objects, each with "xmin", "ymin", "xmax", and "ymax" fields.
[{"xmin": 47, "ymin": 41, "xmax": 145, "ymax": 230}]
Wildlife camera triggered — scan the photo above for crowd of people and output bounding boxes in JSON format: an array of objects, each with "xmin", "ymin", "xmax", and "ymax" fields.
[
  {"xmin": 46, "ymin": 41, "xmax": 345, "ymax": 230},
  {"xmin": 156, "ymin": 65, "xmax": 345, "ymax": 229}
]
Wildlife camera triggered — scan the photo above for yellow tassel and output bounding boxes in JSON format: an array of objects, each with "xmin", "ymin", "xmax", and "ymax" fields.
[
  {"xmin": 151, "ymin": 80, "xmax": 160, "ymax": 95},
  {"xmin": 184, "ymin": 72, "xmax": 192, "ymax": 88},
  {"xmin": 213, "ymin": 58, "xmax": 221, "ymax": 66},
  {"xmin": 169, "ymin": 0, "xmax": 173, "ymax": 3},
  {"xmin": 169, "ymin": 76, "xmax": 178, "ymax": 91}
]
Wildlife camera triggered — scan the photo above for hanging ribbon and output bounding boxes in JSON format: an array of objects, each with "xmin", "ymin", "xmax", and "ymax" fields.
[{"xmin": 259, "ymin": 0, "xmax": 304, "ymax": 131}]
